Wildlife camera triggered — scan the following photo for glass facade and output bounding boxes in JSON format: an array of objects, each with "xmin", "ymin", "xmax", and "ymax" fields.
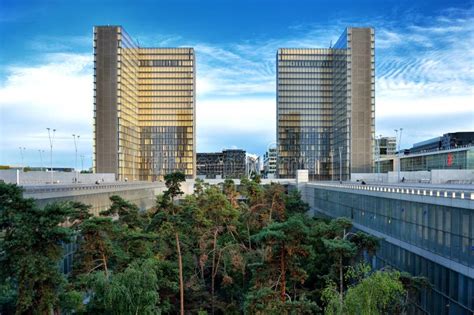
[
  {"xmin": 138, "ymin": 48, "xmax": 195, "ymax": 180},
  {"xmin": 277, "ymin": 28, "xmax": 374, "ymax": 181},
  {"xmin": 196, "ymin": 149, "xmax": 246, "ymax": 179},
  {"xmin": 305, "ymin": 185, "xmax": 474, "ymax": 314},
  {"xmin": 401, "ymin": 147, "xmax": 474, "ymax": 172},
  {"xmin": 94, "ymin": 26, "xmax": 195, "ymax": 180},
  {"xmin": 376, "ymin": 240, "xmax": 474, "ymax": 315}
]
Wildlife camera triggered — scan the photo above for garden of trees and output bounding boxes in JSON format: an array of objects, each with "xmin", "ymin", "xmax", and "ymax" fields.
[{"xmin": 0, "ymin": 173, "xmax": 428, "ymax": 314}]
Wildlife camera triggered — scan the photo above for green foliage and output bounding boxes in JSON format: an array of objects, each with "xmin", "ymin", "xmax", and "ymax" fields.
[
  {"xmin": 343, "ymin": 270, "xmax": 405, "ymax": 314},
  {"xmin": 323, "ymin": 264, "xmax": 406, "ymax": 315},
  {"xmin": 244, "ymin": 287, "xmax": 319, "ymax": 315},
  {"xmin": 164, "ymin": 171, "xmax": 186, "ymax": 201},
  {"xmin": 0, "ymin": 183, "xmax": 77, "ymax": 313},
  {"xmin": 85, "ymin": 259, "xmax": 176, "ymax": 314},
  {"xmin": 285, "ymin": 189, "xmax": 310, "ymax": 215},
  {"xmin": 0, "ymin": 179, "xmax": 419, "ymax": 314},
  {"xmin": 100, "ymin": 195, "xmax": 145, "ymax": 229},
  {"xmin": 0, "ymin": 277, "xmax": 17, "ymax": 314}
]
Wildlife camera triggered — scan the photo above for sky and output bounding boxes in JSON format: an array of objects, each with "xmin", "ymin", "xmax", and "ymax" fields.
[{"xmin": 0, "ymin": 0, "xmax": 473, "ymax": 169}]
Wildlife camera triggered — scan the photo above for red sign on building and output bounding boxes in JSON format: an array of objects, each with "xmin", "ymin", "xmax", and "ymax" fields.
[{"xmin": 446, "ymin": 153, "xmax": 454, "ymax": 167}]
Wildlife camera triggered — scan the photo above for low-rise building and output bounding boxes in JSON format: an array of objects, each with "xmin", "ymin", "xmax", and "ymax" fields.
[
  {"xmin": 409, "ymin": 132, "xmax": 474, "ymax": 154},
  {"xmin": 197, "ymin": 149, "xmax": 246, "ymax": 179},
  {"xmin": 263, "ymin": 148, "xmax": 277, "ymax": 178}
]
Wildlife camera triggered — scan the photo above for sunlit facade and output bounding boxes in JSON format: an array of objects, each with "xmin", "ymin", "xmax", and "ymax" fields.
[
  {"xmin": 138, "ymin": 48, "xmax": 195, "ymax": 180},
  {"xmin": 277, "ymin": 27, "xmax": 375, "ymax": 181},
  {"xmin": 94, "ymin": 26, "xmax": 195, "ymax": 180}
]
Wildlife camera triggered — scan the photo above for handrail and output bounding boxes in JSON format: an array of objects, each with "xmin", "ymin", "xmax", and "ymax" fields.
[
  {"xmin": 307, "ymin": 182, "xmax": 474, "ymax": 201},
  {"xmin": 22, "ymin": 181, "xmax": 165, "ymax": 194}
]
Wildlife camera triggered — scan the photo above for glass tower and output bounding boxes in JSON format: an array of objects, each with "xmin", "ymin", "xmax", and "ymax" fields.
[
  {"xmin": 277, "ymin": 27, "xmax": 375, "ymax": 181},
  {"xmin": 94, "ymin": 26, "xmax": 196, "ymax": 181}
]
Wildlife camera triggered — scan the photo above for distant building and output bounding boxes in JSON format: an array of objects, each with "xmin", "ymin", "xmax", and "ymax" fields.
[
  {"xmin": 376, "ymin": 137, "xmax": 397, "ymax": 157},
  {"xmin": 401, "ymin": 146, "xmax": 474, "ymax": 171},
  {"xmin": 246, "ymin": 154, "xmax": 259, "ymax": 177},
  {"xmin": 197, "ymin": 149, "xmax": 246, "ymax": 179},
  {"xmin": 223, "ymin": 150, "xmax": 246, "ymax": 179},
  {"xmin": 263, "ymin": 148, "xmax": 277, "ymax": 178},
  {"xmin": 196, "ymin": 153, "xmax": 223, "ymax": 179},
  {"xmin": 375, "ymin": 145, "xmax": 474, "ymax": 172},
  {"xmin": 409, "ymin": 132, "xmax": 474, "ymax": 154},
  {"xmin": 277, "ymin": 27, "xmax": 375, "ymax": 181},
  {"xmin": 93, "ymin": 26, "xmax": 195, "ymax": 181}
]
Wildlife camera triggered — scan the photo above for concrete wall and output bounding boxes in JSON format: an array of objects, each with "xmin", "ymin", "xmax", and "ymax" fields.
[
  {"xmin": 0, "ymin": 170, "xmax": 116, "ymax": 185},
  {"xmin": 387, "ymin": 171, "xmax": 431, "ymax": 183},
  {"xmin": 20, "ymin": 178, "xmax": 297, "ymax": 215},
  {"xmin": 351, "ymin": 173, "xmax": 387, "ymax": 183},
  {"xmin": 24, "ymin": 182, "xmax": 167, "ymax": 215},
  {"xmin": 431, "ymin": 169, "xmax": 474, "ymax": 184}
]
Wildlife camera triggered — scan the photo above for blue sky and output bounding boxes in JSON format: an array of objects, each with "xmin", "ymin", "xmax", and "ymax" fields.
[{"xmin": 0, "ymin": 0, "xmax": 473, "ymax": 169}]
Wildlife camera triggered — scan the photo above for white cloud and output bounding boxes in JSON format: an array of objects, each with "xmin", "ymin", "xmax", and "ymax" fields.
[
  {"xmin": 0, "ymin": 53, "xmax": 93, "ymax": 165},
  {"xmin": 1, "ymin": 7, "xmax": 473, "ymax": 165},
  {"xmin": 196, "ymin": 97, "xmax": 275, "ymax": 135}
]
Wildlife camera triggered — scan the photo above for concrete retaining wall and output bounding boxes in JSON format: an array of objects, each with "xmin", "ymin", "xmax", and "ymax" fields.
[
  {"xmin": 0, "ymin": 170, "xmax": 115, "ymax": 185},
  {"xmin": 431, "ymin": 169, "xmax": 474, "ymax": 184}
]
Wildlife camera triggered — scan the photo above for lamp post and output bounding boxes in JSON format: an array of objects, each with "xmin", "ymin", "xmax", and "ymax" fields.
[
  {"xmin": 376, "ymin": 134, "xmax": 382, "ymax": 181},
  {"xmin": 19, "ymin": 147, "xmax": 26, "ymax": 170},
  {"xmin": 395, "ymin": 128, "xmax": 403, "ymax": 183},
  {"xmin": 80, "ymin": 155, "xmax": 85, "ymax": 173},
  {"xmin": 38, "ymin": 149, "xmax": 45, "ymax": 171},
  {"xmin": 330, "ymin": 149, "xmax": 334, "ymax": 181},
  {"xmin": 339, "ymin": 146, "xmax": 342, "ymax": 183},
  {"xmin": 72, "ymin": 134, "xmax": 80, "ymax": 183},
  {"xmin": 47, "ymin": 128, "xmax": 56, "ymax": 184}
]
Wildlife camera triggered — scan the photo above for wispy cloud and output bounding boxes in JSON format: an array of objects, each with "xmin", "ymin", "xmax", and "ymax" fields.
[
  {"xmin": 374, "ymin": 8, "xmax": 474, "ymax": 148},
  {"xmin": 0, "ymin": 53, "xmax": 93, "ymax": 167},
  {"xmin": 1, "ymin": 6, "xmax": 472, "ymax": 167}
]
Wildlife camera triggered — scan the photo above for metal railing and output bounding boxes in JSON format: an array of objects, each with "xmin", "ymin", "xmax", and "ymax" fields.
[
  {"xmin": 308, "ymin": 182, "xmax": 474, "ymax": 201},
  {"xmin": 23, "ymin": 181, "xmax": 165, "ymax": 195}
]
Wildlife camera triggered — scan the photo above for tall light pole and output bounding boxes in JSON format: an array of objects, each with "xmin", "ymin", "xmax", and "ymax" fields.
[
  {"xmin": 19, "ymin": 147, "xmax": 26, "ymax": 170},
  {"xmin": 376, "ymin": 134, "xmax": 382, "ymax": 180},
  {"xmin": 330, "ymin": 149, "xmax": 334, "ymax": 181},
  {"xmin": 47, "ymin": 128, "xmax": 56, "ymax": 184},
  {"xmin": 72, "ymin": 134, "xmax": 80, "ymax": 183},
  {"xmin": 339, "ymin": 146, "xmax": 342, "ymax": 183},
  {"xmin": 80, "ymin": 155, "xmax": 85, "ymax": 173},
  {"xmin": 395, "ymin": 128, "xmax": 403, "ymax": 183},
  {"xmin": 38, "ymin": 149, "xmax": 45, "ymax": 171}
]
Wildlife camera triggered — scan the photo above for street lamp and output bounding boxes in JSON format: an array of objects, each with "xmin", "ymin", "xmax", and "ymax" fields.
[
  {"xmin": 339, "ymin": 146, "xmax": 342, "ymax": 183},
  {"xmin": 72, "ymin": 134, "xmax": 80, "ymax": 183},
  {"xmin": 376, "ymin": 134, "xmax": 382, "ymax": 181},
  {"xmin": 19, "ymin": 147, "xmax": 26, "ymax": 170},
  {"xmin": 80, "ymin": 155, "xmax": 85, "ymax": 173},
  {"xmin": 47, "ymin": 128, "xmax": 56, "ymax": 184},
  {"xmin": 38, "ymin": 150, "xmax": 45, "ymax": 171},
  {"xmin": 395, "ymin": 128, "xmax": 403, "ymax": 183}
]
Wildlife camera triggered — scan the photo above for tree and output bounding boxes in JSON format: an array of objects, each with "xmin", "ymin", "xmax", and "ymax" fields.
[
  {"xmin": 251, "ymin": 214, "xmax": 313, "ymax": 303},
  {"xmin": 0, "ymin": 183, "xmax": 77, "ymax": 314},
  {"xmin": 86, "ymin": 258, "xmax": 177, "ymax": 314},
  {"xmin": 321, "ymin": 217, "xmax": 378, "ymax": 307},
  {"xmin": 153, "ymin": 171, "xmax": 187, "ymax": 315},
  {"xmin": 100, "ymin": 195, "xmax": 145, "ymax": 230},
  {"xmin": 73, "ymin": 217, "xmax": 115, "ymax": 278},
  {"xmin": 223, "ymin": 179, "xmax": 239, "ymax": 208},
  {"xmin": 323, "ymin": 264, "xmax": 406, "ymax": 314},
  {"xmin": 285, "ymin": 189, "xmax": 310, "ymax": 215},
  {"xmin": 264, "ymin": 183, "xmax": 286, "ymax": 223},
  {"xmin": 164, "ymin": 171, "xmax": 186, "ymax": 201}
]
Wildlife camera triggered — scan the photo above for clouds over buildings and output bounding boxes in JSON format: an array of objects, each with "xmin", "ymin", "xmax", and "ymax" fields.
[{"xmin": 0, "ymin": 6, "xmax": 472, "ymax": 166}]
